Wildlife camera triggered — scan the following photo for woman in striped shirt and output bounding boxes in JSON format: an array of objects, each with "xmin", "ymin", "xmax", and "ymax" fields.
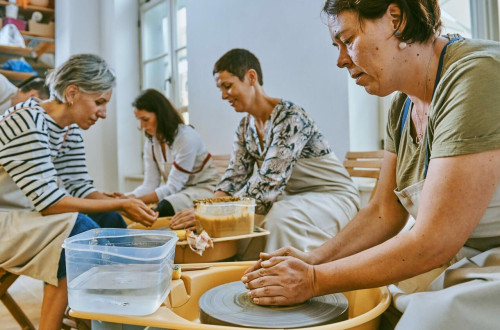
[{"xmin": 0, "ymin": 54, "xmax": 157, "ymax": 330}]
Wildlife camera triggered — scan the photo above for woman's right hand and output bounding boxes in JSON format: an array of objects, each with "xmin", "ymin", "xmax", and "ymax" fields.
[
  {"xmin": 170, "ymin": 208, "xmax": 196, "ymax": 230},
  {"xmin": 244, "ymin": 247, "xmax": 311, "ymax": 275},
  {"xmin": 120, "ymin": 198, "xmax": 157, "ymax": 226}
]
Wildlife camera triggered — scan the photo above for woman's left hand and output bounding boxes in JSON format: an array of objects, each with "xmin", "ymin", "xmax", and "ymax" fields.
[
  {"xmin": 170, "ymin": 208, "xmax": 196, "ymax": 230},
  {"xmin": 242, "ymin": 256, "xmax": 316, "ymax": 306}
]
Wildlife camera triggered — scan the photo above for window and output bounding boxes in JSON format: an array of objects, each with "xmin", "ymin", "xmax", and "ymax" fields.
[
  {"xmin": 139, "ymin": 0, "xmax": 188, "ymax": 122},
  {"xmin": 440, "ymin": 0, "xmax": 472, "ymax": 37}
]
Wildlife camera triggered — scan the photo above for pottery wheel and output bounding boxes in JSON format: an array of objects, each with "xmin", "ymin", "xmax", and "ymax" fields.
[{"xmin": 199, "ymin": 281, "xmax": 348, "ymax": 328}]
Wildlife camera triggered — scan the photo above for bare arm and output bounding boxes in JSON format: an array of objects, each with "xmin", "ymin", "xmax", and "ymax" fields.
[
  {"xmin": 308, "ymin": 151, "xmax": 408, "ymax": 264},
  {"xmin": 245, "ymin": 151, "xmax": 408, "ymax": 274},
  {"xmin": 244, "ymin": 149, "xmax": 500, "ymax": 305},
  {"xmin": 311, "ymin": 149, "xmax": 500, "ymax": 294},
  {"xmin": 41, "ymin": 194, "xmax": 158, "ymax": 226}
]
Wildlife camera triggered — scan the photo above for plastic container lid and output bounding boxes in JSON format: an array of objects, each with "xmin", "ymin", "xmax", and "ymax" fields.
[{"xmin": 63, "ymin": 228, "xmax": 178, "ymax": 261}]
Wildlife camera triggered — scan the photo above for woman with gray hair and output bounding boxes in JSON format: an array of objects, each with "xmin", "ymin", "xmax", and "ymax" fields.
[{"xmin": 0, "ymin": 54, "xmax": 157, "ymax": 330}]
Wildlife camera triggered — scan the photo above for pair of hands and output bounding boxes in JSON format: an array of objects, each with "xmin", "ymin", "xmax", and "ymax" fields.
[
  {"xmin": 104, "ymin": 192, "xmax": 196, "ymax": 229},
  {"xmin": 104, "ymin": 192, "xmax": 158, "ymax": 227},
  {"xmin": 242, "ymin": 247, "xmax": 318, "ymax": 306},
  {"xmin": 170, "ymin": 208, "xmax": 196, "ymax": 230}
]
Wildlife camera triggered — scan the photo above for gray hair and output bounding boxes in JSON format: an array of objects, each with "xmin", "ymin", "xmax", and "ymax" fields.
[{"xmin": 45, "ymin": 54, "xmax": 116, "ymax": 103}]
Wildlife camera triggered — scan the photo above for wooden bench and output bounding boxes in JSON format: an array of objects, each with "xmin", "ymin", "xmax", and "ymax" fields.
[{"xmin": 212, "ymin": 154, "xmax": 230, "ymax": 176}]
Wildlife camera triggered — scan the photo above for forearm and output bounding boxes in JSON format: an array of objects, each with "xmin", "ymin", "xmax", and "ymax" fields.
[
  {"xmin": 84, "ymin": 191, "xmax": 113, "ymax": 200},
  {"xmin": 138, "ymin": 191, "xmax": 159, "ymax": 204},
  {"xmin": 41, "ymin": 195, "xmax": 126, "ymax": 215},
  {"xmin": 309, "ymin": 201, "xmax": 408, "ymax": 265},
  {"xmin": 313, "ymin": 230, "xmax": 447, "ymax": 295}
]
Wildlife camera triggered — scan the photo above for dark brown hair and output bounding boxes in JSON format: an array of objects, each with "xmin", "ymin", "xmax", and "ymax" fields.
[
  {"xmin": 132, "ymin": 89, "xmax": 184, "ymax": 146},
  {"xmin": 19, "ymin": 77, "xmax": 50, "ymax": 99},
  {"xmin": 213, "ymin": 48, "xmax": 264, "ymax": 85},
  {"xmin": 322, "ymin": 0, "xmax": 441, "ymax": 43}
]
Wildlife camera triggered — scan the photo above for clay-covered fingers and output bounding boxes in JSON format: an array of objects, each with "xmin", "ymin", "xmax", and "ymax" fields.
[
  {"xmin": 170, "ymin": 208, "xmax": 196, "ymax": 230},
  {"xmin": 122, "ymin": 199, "xmax": 158, "ymax": 226},
  {"xmin": 242, "ymin": 257, "xmax": 316, "ymax": 306},
  {"xmin": 242, "ymin": 256, "xmax": 289, "ymax": 284},
  {"xmin": 243, "ymin": 247, "xmax": 304, "ymax": 275},
  {"xmin": 243, "ymin": 259, "xmax": 263, "ymax": 275},
  {"xmin": 246, "ymin": 287, "xmax": 290, "ymax": 306}
]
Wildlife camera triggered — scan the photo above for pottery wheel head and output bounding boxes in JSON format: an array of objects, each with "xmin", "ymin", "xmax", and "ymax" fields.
[{"xmin": 199, "ymin": 281, "xmax": 349, "ymax": 328}]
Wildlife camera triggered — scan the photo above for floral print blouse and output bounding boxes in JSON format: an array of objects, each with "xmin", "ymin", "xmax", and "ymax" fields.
[{"xmin": 216, "ymin": 100, "xmax": 331, "ymax": 214}]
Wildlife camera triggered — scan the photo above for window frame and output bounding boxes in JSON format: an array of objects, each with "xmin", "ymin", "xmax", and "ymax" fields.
[{"xmin": 138, "ymin": 0, "xmax": 187, "ymax": 113}]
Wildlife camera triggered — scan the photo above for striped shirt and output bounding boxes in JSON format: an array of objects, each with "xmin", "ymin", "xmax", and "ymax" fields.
[{"xmin": 0, "ymin": 99, "xmax": 96, "ymax": 212}]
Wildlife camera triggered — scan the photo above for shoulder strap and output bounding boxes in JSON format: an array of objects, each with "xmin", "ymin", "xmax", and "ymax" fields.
[
  {"xmin": 400, "ymin": 97, "xmax": 412, "ymax": 137},
  {"xmin": 173, "ymin": 153, "xmax": 212, "ymax": 174},
  {"xmin": 399, "ymin": 36, "xmax": 464, "ymax": 178}
]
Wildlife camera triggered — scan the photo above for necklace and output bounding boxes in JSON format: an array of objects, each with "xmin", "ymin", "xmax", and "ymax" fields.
[{"xmin": 414, "ymin": 38, "xmax": 436, "ymax": 144}]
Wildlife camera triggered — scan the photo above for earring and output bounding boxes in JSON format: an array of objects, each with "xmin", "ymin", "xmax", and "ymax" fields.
[{"xmin": 395, "ymin": 30, "xmax": 406, "ymax": 49}]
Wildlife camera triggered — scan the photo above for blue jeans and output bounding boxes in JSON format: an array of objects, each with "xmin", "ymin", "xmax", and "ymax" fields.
[{"xmin": 57, "ymin": 212, "xmax": 126, "ymax": 279}]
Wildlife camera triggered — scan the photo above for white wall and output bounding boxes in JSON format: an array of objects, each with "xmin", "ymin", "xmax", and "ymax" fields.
[
  {"xmin": 56, "ymin": 0, "xmax": 355, "ymax": 191},
  {"xmin": 55, "ymin": 0, "xmax": 141, "ymax": 192},
  {"xmin": 186, "ymin": 0, "xmax": 351, "ymax": 159}
]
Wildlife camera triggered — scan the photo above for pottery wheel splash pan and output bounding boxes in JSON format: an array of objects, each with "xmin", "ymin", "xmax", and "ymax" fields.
[{"xmin": 199, "ymin": 281, "xmax": 348, "ymax": 328}]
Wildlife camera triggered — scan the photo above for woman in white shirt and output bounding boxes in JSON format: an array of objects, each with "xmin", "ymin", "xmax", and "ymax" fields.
[{"xmin": 125, "ymin": 89, "xmax": 219, "ymax": 221}]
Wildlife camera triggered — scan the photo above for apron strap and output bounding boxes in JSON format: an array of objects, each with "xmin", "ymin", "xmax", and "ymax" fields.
[
  {"xmin": 399, "ymin": 36, "xmax": 464, "ymax": 178},
  {"xmin": 173, "ymin": 153, "xmax": 212, "ymax": 174}
]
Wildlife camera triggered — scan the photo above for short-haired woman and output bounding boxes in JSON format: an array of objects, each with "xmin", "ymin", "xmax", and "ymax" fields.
[
  {"xmin": 0, "ymin": 54, "xmax": 157, "ymax": 329},
  {"xmin": 173, "ymin": 48, "xmax": 360, "ymax": 256}
]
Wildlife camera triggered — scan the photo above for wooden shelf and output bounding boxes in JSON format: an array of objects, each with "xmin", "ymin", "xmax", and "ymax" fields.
[
  {"xmin": 21, "ymin": 30, "xmax": 54, "ymax": 40},
  {"xmin": 0, "ymin": 1, "xmax": 55, "ymax": 85},
  {"xmin": 0, "ymin": 45, "xmax": 32, "ymax": 57},
  {"xmin": 0, "ymin": 1, "xmax": 54, "ymax": 14},
  {"xmin": 0, "ymin": 68, "xmax": 34, "ymax": 84}
]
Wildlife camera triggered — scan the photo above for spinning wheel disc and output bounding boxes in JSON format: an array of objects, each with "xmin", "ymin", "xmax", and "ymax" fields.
[{"xmin": 199, "ymin": 281, "xmax": 348, "ymax": 328}]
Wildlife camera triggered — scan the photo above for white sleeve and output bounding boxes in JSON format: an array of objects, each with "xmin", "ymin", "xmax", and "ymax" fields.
[
  {"xmin": 155, "ymin": 130, "xmax": 200, "ymax": 200},
  {"xmin": 131, "ymin": 140, "xmax": 161, "ymax": 197}
]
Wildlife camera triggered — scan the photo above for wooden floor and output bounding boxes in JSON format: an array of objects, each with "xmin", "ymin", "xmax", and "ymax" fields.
[{"xmin": 0, "ymin": 275, "xmax": 43, "ymax": 329}]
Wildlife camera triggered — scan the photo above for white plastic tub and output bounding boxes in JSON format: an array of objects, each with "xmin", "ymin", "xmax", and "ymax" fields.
[{"xmin": 63, "ymin": 228, "xmax": 178, "ymax": 316}]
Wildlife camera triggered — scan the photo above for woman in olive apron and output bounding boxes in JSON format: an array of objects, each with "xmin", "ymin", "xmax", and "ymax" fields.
[
  {"xmin": 111, "ymin": 89, "xmax": 219, "ymax": 222},
  {"xmin": 0, "ymin": 54, "xmax": 157, "ymax": 330},
  {"xmin": 241, "ymin": 1, "xmax": 500, "ymax": 328}
]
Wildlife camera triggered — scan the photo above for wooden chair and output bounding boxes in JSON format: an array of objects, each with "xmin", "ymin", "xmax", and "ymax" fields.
[
  {"xmin": 343, "ymin": 150, "xmax": 384, "ymax": 201},
  {"xmin": 0, "ymin": 268, "xmax": 35, "ymax": 330},
  {"xmin": 212, "ymin": 154, "xmax": 231, "ymax": 176}
]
